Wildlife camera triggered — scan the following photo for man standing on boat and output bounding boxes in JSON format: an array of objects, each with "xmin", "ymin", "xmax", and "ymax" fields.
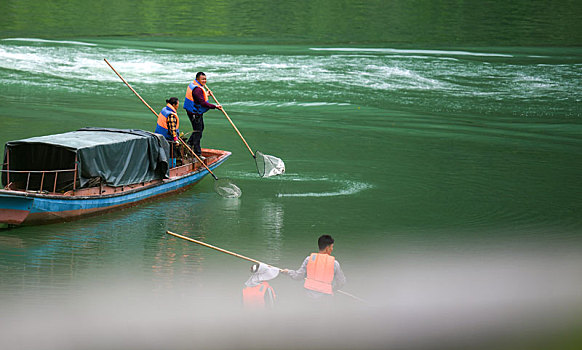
[
  {"xmin": 183, "ymin": 72, "xmax": 222, "ymax": 157},
  {"xmin": 282, "ymin": 234, "xmax": 346, "ymax": 300},
  {"xmin": 155, "ymin": 97, "xmax": 181, "ymax": 167}
]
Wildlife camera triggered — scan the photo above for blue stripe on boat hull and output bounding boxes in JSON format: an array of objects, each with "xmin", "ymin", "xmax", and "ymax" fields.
[{"xmin": 0, "ymin": 154, "xmax": 229, "ymax": 226}]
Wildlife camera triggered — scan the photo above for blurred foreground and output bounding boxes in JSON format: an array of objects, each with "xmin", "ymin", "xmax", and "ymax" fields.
[{"xmin": 2, "ymin": 244, "xmax": 581, "ymax": 350}]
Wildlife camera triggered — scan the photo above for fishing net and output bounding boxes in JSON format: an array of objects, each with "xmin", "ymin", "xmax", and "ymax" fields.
[
  {"xmin": 214, "ymin": 178, "xmax": 242, "ymax": 198},
  {"xmin": 255, "ymin": 150, "xmax": 285, "ymax": 178}
]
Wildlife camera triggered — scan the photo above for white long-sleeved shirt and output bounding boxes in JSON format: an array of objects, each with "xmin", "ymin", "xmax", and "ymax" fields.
[{"xmin": 287, "ymin": 255, "xmax": 346, "ymax": 298}]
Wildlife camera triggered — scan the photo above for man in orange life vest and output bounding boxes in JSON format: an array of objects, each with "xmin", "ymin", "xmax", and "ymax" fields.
[
  {"xmin": 282, "ymin": 235, "xmax": 346, "ymax": 299},
  {"xmin": 183, "ymin": 72, "xmax": 222, "ymax": 157},
  {"xmin": 242, "ymin": 263, "xmax": 279, "ymax": 308}
]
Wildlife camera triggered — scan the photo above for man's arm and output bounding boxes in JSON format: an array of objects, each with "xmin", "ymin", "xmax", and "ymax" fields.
[
  {"xmin": 333, "ymin": 260, "xmax": 346, "ymax": 291},
  {"xmin": 193, "ymin": 87, "xmax": 217, "ymax": 109},
  {"xmin": 285, "ymin": 256, "xmax": 309, "ymax": 281}
]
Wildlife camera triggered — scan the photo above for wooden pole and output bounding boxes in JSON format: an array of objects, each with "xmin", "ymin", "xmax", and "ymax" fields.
[
  {"xmin": 104, "ymin": 59, "xmax": 158, "ymax": 117},
  {"xmin": 73, "ymin": 154, "xmax": 77, "ymax": 190},
  {"xmin": 53, "ymin": 172, "xmax": 58, "ymax": 193},
  {"xmin": 6, "ymin": 149, "xmax": 9, "ymax": 186},
  {"xmin": 103, "ymin": 59, "xmax": 218, "ymax": 180},
  {"xmin": 166, "ymin": 230, "xmax": 366, "ymax": 303},
  {"xmin": 204, "ymin": 85, "xmax": 255, "ymax": 158},
  {"xmin": 176, "ymin": 138, "xmax": 218, "ymax": 180},
  {"xmin": 166, "ymin": 230, "xmax": 267, "ymax": 266}
]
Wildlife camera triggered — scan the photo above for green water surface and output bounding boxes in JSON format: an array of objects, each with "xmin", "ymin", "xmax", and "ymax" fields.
[{"xmin": 1, "ymin": 1, "xmax": 581, "ymax": 349}]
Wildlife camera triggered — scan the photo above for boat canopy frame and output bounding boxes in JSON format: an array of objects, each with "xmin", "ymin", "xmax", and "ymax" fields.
[{"xmin": 2, "ymin": 128, "xmax": 170, "ymax": 193}]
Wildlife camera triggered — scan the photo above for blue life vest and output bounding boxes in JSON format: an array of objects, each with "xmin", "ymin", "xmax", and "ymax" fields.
[
  {"xmin": 155, "ymin": 104, "xmax": 180, "ymax": 140},
  {"xmin": 183, "ymin": 80, "xmax": 210, "ymax": 114}
]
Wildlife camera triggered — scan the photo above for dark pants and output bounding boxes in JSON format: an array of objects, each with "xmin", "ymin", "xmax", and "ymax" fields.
[{"xmin": 187, "ymin": 111, "xmax": 204, "ymax": 156}]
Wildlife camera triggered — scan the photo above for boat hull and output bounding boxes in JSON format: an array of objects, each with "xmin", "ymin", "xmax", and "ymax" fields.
[
  {"xmin": 0, "ymin": 195, "xmax": 33, "ymax": 225},
  {"xmin": 0, "ymin": 149, "xmax": 230, "ymax": 226}
]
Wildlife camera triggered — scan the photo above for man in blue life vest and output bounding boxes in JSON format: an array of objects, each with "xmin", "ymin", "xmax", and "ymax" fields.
[
  {"xmin": 183, "ymin": 72, "xmax": 222, "ymax": 157},
  {"xmin": 282, "ymin": 235, "xmax": 346, "ymax": 299},
  {"xmin": 155, "ymin": 97, "xmax": 180, "ymax": 167},
  {"xmin": 242, "ymin": 263, "xmax": 279, "ymax": 309}
]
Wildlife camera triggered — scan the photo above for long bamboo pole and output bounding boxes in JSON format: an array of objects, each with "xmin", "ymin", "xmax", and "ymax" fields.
[
  {"xmin": 165, "ymin": 230, "xmax": 366, "ymax": 302},
  {"xmin": 176, "ymin": 138, "xmax": 218, "ymax": 180},
  {"xmin": 104, "ymin": 59, "xmax": 158, "ymax": 117},
  {"xmin": 103, "ymin": 59, "xmax": 218, "ymax": 180},
  {"xmin": 167, "ymin": 230, "xmax": 267, "ymax": 266},
  {"xmin": 204, "ymin": 85, "xmax": 255, "ymax": 158}
]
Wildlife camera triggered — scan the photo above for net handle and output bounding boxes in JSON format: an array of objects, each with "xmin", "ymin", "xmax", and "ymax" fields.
[
  {"xmin": 104, "ymin": 58, "xmax": 218, "ymax": 180},
  {"xmin": 165, "ymin": 231, "xmax": 365, "ymax": 302},
  {"xmin": 204, "ymin": 84, "xmax": 255, "ymax": 158}
]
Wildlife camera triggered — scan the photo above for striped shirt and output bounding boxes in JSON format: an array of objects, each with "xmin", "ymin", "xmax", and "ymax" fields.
[{"xmin": 166, "ymin": 113, "xmax": 178, "ymax": 139}]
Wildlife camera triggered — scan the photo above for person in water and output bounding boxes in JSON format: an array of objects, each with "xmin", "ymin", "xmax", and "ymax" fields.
[
  {"xmin": 282, "ymin": 234, "xmax": 346, "ymax": 299},
  {"xmin": 155, "ymin": 97, "xmax": 180, "ymax": 167},
  {"xmin": 183, "ymin": 72, "xmax": 222, "ymax": 157},
  {"xmin": 242, "ymin": 263, "xmax": 279, "ymax": 309}
]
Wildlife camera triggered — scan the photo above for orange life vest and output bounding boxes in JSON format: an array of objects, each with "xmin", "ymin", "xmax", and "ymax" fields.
[
  {"xmin": 155, "ymin": 103, "xmax": 179, "ymax": 139},
  {"xmin": 304, "ymin": 253, "xmax": 335, "ymax": 295},
  {"xmin": 242, "ymin": 282, "xmax": 276, "ymax": 307},
  {"xmin": 184, "ymin": 80, "xmax": 209, "ymax": 114}
]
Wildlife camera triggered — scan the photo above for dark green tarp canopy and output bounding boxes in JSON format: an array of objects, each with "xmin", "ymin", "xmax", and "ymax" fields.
[{"xmin": 2, "ymin": 127, "xmax": 170, "ymax": 191}]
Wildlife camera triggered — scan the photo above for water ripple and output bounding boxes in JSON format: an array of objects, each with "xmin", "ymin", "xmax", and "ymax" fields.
[
  {"xmin": 2, "ymin": 38, "xmax": 97, "ymax": 46},
  {"xmin": 310, "ymin": 47, "xmax": 514, "ymax": 58},
  {"xmin": 276, "ymin": 180, "xmax": 372, "ymax": 198}
]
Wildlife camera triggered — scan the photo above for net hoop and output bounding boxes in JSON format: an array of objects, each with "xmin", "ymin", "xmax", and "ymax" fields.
[
  {"xmin": 214, "ymin": 178, "xmax": 242, "ymax": 198},
  {"xmin": 255, "ymin": 150, "xmax": 285, "ymax": 178}
]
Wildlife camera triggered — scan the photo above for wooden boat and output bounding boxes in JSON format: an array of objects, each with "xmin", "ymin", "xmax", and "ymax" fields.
[{"xmin": 0, "ymin": 127, "xmax": 231, "ymax": 227}]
